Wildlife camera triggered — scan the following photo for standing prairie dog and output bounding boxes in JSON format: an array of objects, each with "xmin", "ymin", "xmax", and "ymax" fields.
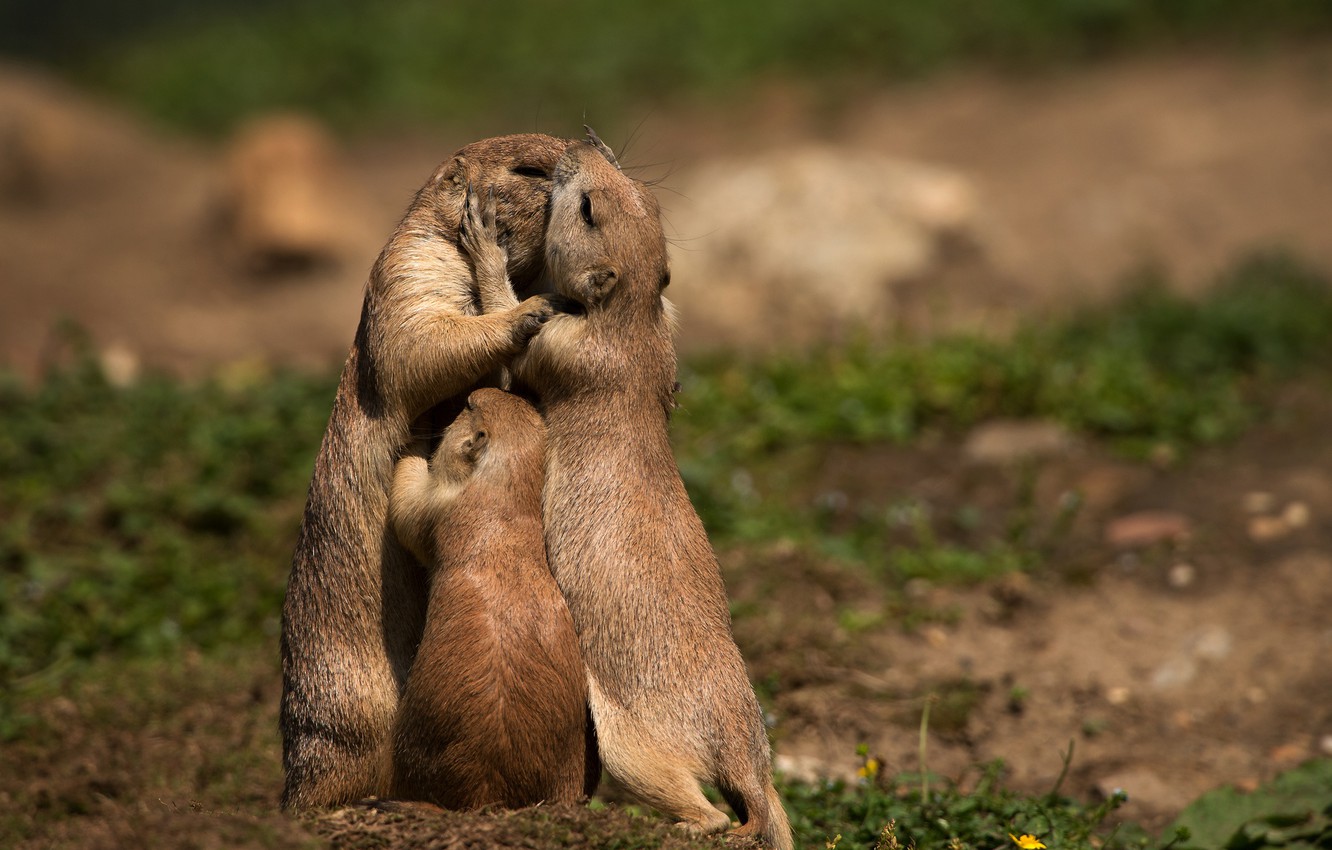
[
  {"xmin": 493, "ymin": 133, "xmax": 792, "ymax": 850},
  {"xmin": 280, "ymin": 134, "xmax": 575, "ymax": 811},
  {"xmin": 387, "ymin": 387, "xmax": 595, "ymax": 809}
]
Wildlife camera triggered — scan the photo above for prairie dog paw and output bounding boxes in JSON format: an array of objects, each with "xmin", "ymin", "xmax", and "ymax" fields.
[
  {"xmin": 460, "ymin": 183, "xmax": 507, "ymax": 268},
  {"xmin": 511, "ymin": 293, "xmax": 561, "ymax": 344}
]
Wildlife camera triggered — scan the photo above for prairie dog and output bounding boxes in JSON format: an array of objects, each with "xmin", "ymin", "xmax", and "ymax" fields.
[
  {"xmin": 504, "ymin": 133, "xmax": 793, "ymax": 850},
  {"xmin": 386, "ymin": 388, "xmax": 595, "ymax": 809},
  {"xmin": 279, "ymin": 134, "xmax": 574, "ymax": 810}
]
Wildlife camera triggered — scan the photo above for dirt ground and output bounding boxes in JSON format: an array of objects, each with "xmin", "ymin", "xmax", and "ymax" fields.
[{"xmin": 3, "ymin": 46, "xmax": 1332, "ymax": 845}]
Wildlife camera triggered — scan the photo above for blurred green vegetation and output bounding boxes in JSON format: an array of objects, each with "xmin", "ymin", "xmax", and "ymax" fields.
[
  {"xmin": 5, "ymin": 0, "xmax": 1332, "ymax": 133},
  {"xmin": 2, "ymin": 253, "xmax": 1332, "ymax": 720},
  {"xmin": 676, "ymin": 253, "xmax": 1332, "ymax": 568}
]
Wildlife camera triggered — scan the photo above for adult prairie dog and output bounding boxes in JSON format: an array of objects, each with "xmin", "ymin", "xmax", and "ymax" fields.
[
  {"xmin": 280, "ymin": 134, "xmax": 574, "ymax": 810},
  {"xmin": 504, "ymin": 132, "xmax": 793, "ymax": 850},
  {"xmin": 387, "ymin": 387, "xmax": 595, "ymax": 809}
]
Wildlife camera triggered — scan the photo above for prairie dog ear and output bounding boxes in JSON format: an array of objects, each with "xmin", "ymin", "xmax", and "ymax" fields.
[
  {"xmin": 429, "ymin": 155, "xmax": 468, "ymax": 190},
  {"xmin": 463, "ymin": 427, "xmax": 489, "ymax": 462}
]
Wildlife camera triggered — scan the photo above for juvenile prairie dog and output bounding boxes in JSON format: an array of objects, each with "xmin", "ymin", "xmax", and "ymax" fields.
[
  {"xmin": 502, "ymin": 133, "xmax": 793, "ymax": 850},
  {"xmin": 386, "ymin": 387, "xmax": 595, "ymax": 809},
  {"xmin": 280, "ymin": 134, "xmax": 574, "ymax": 810}
]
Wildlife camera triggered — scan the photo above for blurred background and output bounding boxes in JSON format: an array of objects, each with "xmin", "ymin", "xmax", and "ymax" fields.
[
  {"xmin": 3, "ymin": 0, "xmax": 1332, "ymax": 375},
  {"xmin": 4, "ymin": 4, "xmax": 1332, "ymax": 849}
]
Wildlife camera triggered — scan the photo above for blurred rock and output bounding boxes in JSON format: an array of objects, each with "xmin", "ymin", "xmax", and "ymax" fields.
[
  {"xmin": 1247, "ymin": 515, "xmax": 1289, "ymax": 542},
  {"xmin": 1282, "ymin": 501, "xmax": 1310, "ymax": 528},
  {"xmin": 1105, "ymin": 511, "xmax": 1192, "ymax": 548},
  {"xmin": 219, "ymin": 113, "xmax": 358, "ymax": 273},
  {"xmin": 1167, "ymin": 562, "xmax": 1195, "ymax": 588},
  {"xmin": 667, "ymin": 147, "xmax": 986, "ymax": 348},
  {"xmin": 963, "ymin": 419, "xmax": 1076, "ymax": 466}
]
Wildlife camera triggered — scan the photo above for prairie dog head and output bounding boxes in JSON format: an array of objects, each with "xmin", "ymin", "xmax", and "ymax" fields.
[
  {"xmin": 429, "ymin": 133, "xmax": 575, "ymax": 294},
  {"xmin": 430, "ymin": 388, "xmax": 545, "ymax": 486},
  {"xmin": 545, "ymin": 131, "xmax": 671, "ymax": 319}
]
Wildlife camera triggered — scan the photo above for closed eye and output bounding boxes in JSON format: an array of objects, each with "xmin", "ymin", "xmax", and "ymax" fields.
[
  {"xmin": 580, "ymin": 193, "xmax": 594, "ymax": 227},
  {"xmin": 511, "ymin": 165, "xmax": 549, "ymax": 179}
]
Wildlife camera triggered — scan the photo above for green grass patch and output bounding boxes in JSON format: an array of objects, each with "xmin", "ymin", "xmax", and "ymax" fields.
[
  {"xmin": 2, "ymin": 254, "xmax": 1330, "ymax": 719},
  {"xmin": 676, "ymin": 253, "xmax": 1332, "ymax": 568},
  {"xmin": 11, "ymin": 0, "xmax": 1332, "ymax": 134}
]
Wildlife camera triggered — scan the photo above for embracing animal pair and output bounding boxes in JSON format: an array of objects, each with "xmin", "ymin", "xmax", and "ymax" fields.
[{"xmin": 279, "ymin": 131, "xmax": 792, "ymax": 850}]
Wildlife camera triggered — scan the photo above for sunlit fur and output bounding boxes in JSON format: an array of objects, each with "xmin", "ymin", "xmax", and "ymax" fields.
[
  {"xmin": 512, "ymin": 140, "xmax": 794, "ymax": 850},
  {"xmin": 279, "ymin": 134, "xmax": 575, "ymax": 810},
  {"xmin": 386, "ymin": 388, "xmax": 596, "ymax": 809}
]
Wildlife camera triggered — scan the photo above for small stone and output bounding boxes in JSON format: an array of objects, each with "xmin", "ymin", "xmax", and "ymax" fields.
[
  {"xmin": 1167, "ymin": 563, "xmax": 1196, "ymax": 588},
  {"xmin": 1151, "ymin": 656, "xmax": 1197, "ymax": 690},
  {"xmin": 1270, "ymin": 742, "xmax": 1307, "ymax": 765},
  {"xmin": 1320, "ymin": 735, "xmax": 1332, "ymax": 756},
  {"xmin": 921, "ymin": 625, "xmax": 949, "ymax": 648},
  {"xmin": 1248, "ymin": 515, "xmax": 1290, "ymax": 542},
  {"xmin": 1105, "ymin": 686, "xmax": 1131, "ymax": 705},
  {"xmin": 1191, "ymin": 626, "xmax": 1232, "ymax": 661},
  {"xmin": 98, "ymin": 343, "xmax": 139, "ymax": 387},
  {"xmin": 1243, "ymin": 491, "xmax": 1276, "ymax": 514},
  {"xmin": 1105, "ymin": 511, "xmax": 1192, "ymax": 548},
  {"xmin": 963, "ymin": 420, "xmax": 1076, "ymax": 465},
  {"xmin": 1283, "ymin": 501, "xmax": 1310, "ymax": 528}
]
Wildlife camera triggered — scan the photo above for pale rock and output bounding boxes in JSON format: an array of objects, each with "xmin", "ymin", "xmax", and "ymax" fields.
[
  {"xmin": 1247, "ymin": 515, "xmax": 1289, "ymax": 542},
  {"xmin": 1105, "ymin": 511, "xmax": 1192, "ymax": 548},
  {"xmin": 963, "ymin": 419, "xmax": 1077, "ymax": 466},
  {"xmin": 667, "ymin": 147, "xmax": 982, "ymax": 348}
]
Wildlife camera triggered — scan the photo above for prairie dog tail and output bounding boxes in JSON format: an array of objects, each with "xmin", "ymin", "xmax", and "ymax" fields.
[{"xmin": 726, "ymin": 781, "xmax": 794, "ymax": 850}]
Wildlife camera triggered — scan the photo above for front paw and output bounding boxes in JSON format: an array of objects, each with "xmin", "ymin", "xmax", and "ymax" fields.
[
  {"xmin": 459, "ymin": 183, "xmax": 507, "ymax": 268},
  {"xmin": 511, "ymin": 294, "xmax": 562, "ymax": 344}
]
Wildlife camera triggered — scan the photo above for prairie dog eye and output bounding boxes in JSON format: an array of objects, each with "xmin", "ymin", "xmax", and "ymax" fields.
[{"xmin": 580, "ymin": 193, "xmax": 594, "ymax": 227}]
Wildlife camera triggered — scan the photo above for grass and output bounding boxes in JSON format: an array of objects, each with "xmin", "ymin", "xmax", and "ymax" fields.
[
  {"xmin": 8, "ymin": 1, "xmax": 1332, "ymax": 134},
  {"xmin": 4, "ymin": 254, "xmax": 1332, "ymax": 703},
  {"xmin": 675, "ymin": 253, "xmax": 1332, "ymax": 573},
  {"xmin": 3, "ymin": 252, "xmax": 1332, "ymax": 846}
]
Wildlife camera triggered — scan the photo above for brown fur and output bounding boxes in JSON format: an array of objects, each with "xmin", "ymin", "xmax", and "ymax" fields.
[
  {"xmin": 509, "ymin": 136, "xmax": 794, "ymax": 850},
  {"xmin": 279, "ymin": 134, "xmax": 575, "ymax": 810},
  {"xmin": 386, "ymin": 388, "xmax": 595, "ymax": 809}
]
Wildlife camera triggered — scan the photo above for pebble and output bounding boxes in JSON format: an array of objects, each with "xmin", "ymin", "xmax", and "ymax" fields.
[
  {"xmin": 1248, "ymin": 515, "xmax": 1290, "ymax": 542},
  {"xmin": 1270, "ymin": 742, "xmax": 1307, "ymax": 765},
  {"xmin": 1283, "ymin": 501, "xmax": 1311, "ymax": 528},
  {"xmin": 1105, "ymin": 686, "xmax": 1131, "ymax": 705},
  {"xmin": 963, "ymin": 420, "xmax": 1076, "ymax": 465},
  {"xmin": 1167, "ymin": 563, "xmax": 1196, "ymax": 588},
  {"xmin": 1105, "ymin": 511, "xmax": 1192, "ymax": 548},
  {"xmin": 1321, "ymin": 735, "xmax": 1332, "ymax": 756}
]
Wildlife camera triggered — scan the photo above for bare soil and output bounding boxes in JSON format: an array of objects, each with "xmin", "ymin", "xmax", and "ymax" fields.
[{"xmin": 2, "ymin": 46, "xmax": 1331, "ymax": 847}]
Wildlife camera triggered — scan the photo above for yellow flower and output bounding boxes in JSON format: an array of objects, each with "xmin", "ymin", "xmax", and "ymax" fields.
[
  {"xmin": 1009, "ymin": 833, "xmax": 1047, "ymax": 849},
  {"xmin": 826, "ymin": 832, "xmax": 842, "ymax": 849},
  {"xmin": 857, "ymin": 757, "xmax": 881, "ymax": 779}
]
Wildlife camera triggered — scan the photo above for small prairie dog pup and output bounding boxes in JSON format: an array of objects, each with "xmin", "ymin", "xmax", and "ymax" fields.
[
  {"xmin": 503, "ymin": 131, "xmax": 793, "ymax": 850},
  {"xmin": 280, "ymin": 134, "xmax": 574, "ymax": 810},
  {"xmin": 387, "ymin": 387, "xmax": 595, "ymax": 809}
]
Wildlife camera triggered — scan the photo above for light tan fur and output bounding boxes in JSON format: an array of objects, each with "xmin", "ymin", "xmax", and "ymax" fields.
[
  {"xmin": 503, "ymin": 134, "xmax": 793, "ymax": 850},
  {"xmin": 385, "ymin": 388, "xmax": 596, "ymax": 809},
  {"xmin": 279, "ymin": 134, "xmax": 575, "ymax": 810}
]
